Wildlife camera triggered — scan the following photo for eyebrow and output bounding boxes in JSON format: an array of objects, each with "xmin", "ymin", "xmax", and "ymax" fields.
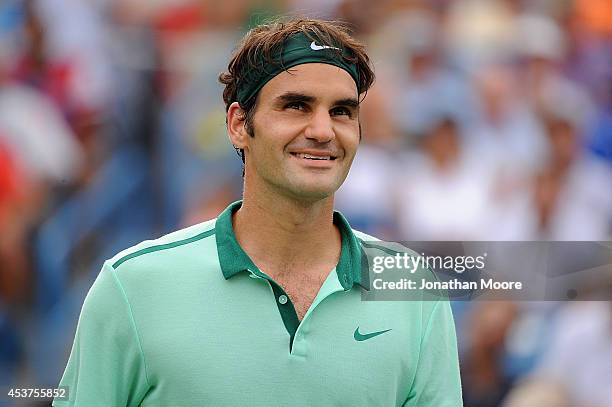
[
  {"xmin": 276, "ymin": 92, "xmax": 315, "ymax": 105},
  {"xmin": 334, "ymin": 98, "xmax": 359, "ymax": 109},
  {"xmin": 275, "ymin": 92, "xmax": 359, "ymax": 109}
]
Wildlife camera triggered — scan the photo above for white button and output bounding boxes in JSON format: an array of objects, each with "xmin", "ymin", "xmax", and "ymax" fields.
[{"xmin": 278, "ymin": 294, "xmax": 288, "ymax": 305}]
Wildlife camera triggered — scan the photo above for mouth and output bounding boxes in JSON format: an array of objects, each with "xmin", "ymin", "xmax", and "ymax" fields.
[{"xmin": 289, "ymin": 152, "xmax": 338, "ymax": 161}]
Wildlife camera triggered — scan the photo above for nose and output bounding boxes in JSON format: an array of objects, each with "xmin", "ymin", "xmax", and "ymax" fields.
[{"xmin": 304, "ymin": 108, "xmax": 335, "ymax": 143}]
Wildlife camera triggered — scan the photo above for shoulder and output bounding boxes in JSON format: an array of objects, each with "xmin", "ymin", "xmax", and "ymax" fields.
[
  {"xmin": 352, "ymin": 228, "xmax": 423, "ymax": 259},
  {"xmin": 351, "ymin": 229, "xmax": 380, "ymax": 243},
  {"xmin": 80, "ymin": 218, "xmax": 220, "ymax": 336},
  {"xmin": 108, "ymin": 218, "xmax": 217, "ymax": 272},
  {"xmin": 352, "ymin": 228, "xmax": 448, "ymax": 304}
]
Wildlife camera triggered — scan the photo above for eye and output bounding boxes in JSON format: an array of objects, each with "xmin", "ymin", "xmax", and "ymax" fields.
[
  {"xmin": 331, "ymin": 106, "xmax": 352, "ymax": 117},
  {"xmin": 286, "ymin": 101, "xmax": 306, "ymax": 110}
]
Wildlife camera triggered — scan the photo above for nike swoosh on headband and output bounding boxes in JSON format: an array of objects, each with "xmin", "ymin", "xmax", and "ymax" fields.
[{"xmin": 310, "ymin": 41, "xmax": 341, "ymax": 51}]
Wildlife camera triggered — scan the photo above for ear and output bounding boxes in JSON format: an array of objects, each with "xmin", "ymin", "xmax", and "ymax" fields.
[{"xmin": 227, "ymin": 102, "xmax": 250, "ymax": 151}]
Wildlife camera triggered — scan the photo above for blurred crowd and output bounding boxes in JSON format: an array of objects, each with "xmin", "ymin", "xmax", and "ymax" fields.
[{"xmin": 0, "ymin": 0, "xmax": 611, "ymax": 405}]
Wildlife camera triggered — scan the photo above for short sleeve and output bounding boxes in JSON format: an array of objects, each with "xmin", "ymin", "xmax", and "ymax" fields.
[
  {"xmin": 403, "ymin": 299, "xmax": 463, "ymax": 407},
  {"xmin": 53, "ymin": 262, "xmax": 150, "ymax": 406}
]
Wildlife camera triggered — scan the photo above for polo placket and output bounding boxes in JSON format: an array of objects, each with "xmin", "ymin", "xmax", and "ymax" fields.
[{"xmin": 247, "ymin": 267, "xmax": 300, "ymax": 352}]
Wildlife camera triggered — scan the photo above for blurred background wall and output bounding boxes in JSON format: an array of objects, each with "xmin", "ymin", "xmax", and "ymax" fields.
[{"xmin": 0, "ymin": 0, "xmax": 611, "ymax": 405}]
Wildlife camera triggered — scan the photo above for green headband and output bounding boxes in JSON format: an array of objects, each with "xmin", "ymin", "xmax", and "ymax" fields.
[{"xmin": 236, "ymin": 32, "xmax": 360, "ymax": 105}]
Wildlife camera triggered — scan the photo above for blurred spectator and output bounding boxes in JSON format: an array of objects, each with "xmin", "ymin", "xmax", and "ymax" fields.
[
  {"xmin": 379, "ymin": 7, "xmax": 475, "ymax": 140},
  {"xmin": 516, "ymin": 13, "xmax": 595, "ymax": 132},
  {"xmin": 445, "ymin": 0, "xmax": 517, "ymax": 70},
  {"xmin": 395, "ymin": 117, "xmax": 530, "ymax": 240},
  {"xmin": 0, "ymin": 83, "xmax": 83, "ymax": 187},
  {"xmin": 461, "ymin": 301, "xmax": 518, "ymax": 407},
  {"xmin": 107, "ymin": 2, "xmax": 162, "ymax": 151},
  {"xmin": 533, "ymin": 115, "xmax": 612, "ymax": 239},
  {"xmin": 11, "ymin": 1, "xmax": 106, "ymax": 136},
  {"xmin": 463, "ymin": 64, "xmax": 547, "ymax": 239},
  {"xmin": 11, "ymin": 0, "xmax": 73, "ymax": 116},
  {"xmin": 10, "ymin": 0, "xmax": 111, "ymax": 174},
  {"xmin": 523, "ymin": 302, "xmax": 612, "ymax": 406},
  {"xmin": 0, "ymin": 142, "xmax": 30, "ymax": 305},
  {"xmin": 467, "ymin": 63, "xmax": 547, "ymax": 179},
  {"xmin": 394, "ymin": 116, "xmax": 503, "ymax": 240},
  {"xmin": 0, "ymin": 43, "xmax": 83, "ymax": 306}
]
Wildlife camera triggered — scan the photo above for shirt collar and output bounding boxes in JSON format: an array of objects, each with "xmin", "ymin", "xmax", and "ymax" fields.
[{"xmin": 215, "ymin": 200, "xmax": 370, "ymax": 291}]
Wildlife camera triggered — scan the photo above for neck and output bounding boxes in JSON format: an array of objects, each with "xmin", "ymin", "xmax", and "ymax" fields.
[{"xmin": 233, "ymin": 180, "xmax": 340, "ymax": 278}]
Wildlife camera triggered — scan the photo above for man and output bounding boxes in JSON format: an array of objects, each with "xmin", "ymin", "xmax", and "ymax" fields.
[{"xmin": 54, "ymin": 18, "xmax": 462, "ymax": 406}]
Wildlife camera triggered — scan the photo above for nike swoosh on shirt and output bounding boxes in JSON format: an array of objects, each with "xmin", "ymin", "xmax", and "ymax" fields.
[
  {"xmin": 354, "ymin": 327, "xmax": 392, "ymax": 341},
  {"xmin": 310, "ymin": 41, "xmax": 341, "ymax": 51}
]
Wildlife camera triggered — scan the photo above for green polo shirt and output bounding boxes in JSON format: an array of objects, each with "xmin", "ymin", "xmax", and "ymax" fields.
[{"xmin": 54, "ymin": 201, "xmax": 462, "ymax": 406}]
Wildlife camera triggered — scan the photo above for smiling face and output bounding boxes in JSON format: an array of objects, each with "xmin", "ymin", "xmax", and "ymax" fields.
[{"xmin": 229, "ymin": 63, "xmax": 361, "ymax": 203}]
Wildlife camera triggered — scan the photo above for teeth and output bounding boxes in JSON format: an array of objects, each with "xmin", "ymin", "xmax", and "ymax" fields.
[{"xmin": 295, "ymin": 153, "xmax": 331, "ymax": 160}]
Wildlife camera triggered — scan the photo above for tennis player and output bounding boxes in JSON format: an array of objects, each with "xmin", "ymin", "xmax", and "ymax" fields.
[{"xmin": 54, "ymin": 17, "xmax": 462, "ymax": 406}]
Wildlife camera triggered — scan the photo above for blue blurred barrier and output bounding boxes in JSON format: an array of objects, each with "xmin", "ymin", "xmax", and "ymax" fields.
[
  {"xmin": 33, "ymin": 145, "xmax": 150, "ymax": 313},
  {"xmin": 30, "ymin": 144, "xmax": 162, "ymax": 385}
]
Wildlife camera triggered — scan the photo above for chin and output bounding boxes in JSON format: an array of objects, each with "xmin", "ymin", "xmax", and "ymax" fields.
[{"xmin": 286, "ymin": 181, "xmax": 339, "ymax": 202}]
